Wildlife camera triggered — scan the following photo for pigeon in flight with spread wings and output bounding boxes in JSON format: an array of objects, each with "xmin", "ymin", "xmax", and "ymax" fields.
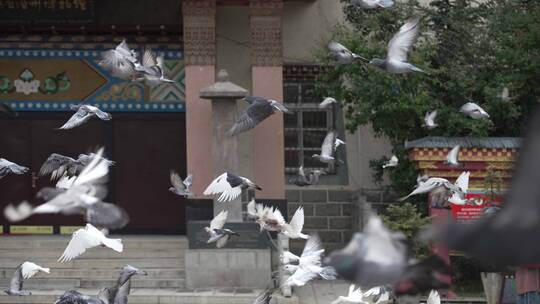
[
  {"xmin": 169, "ymin": 171, "xmax": 194, "ymax": 198},
  {"xmin": 382, "ymin": 155, "xmax": 398, "ymax": 169},
  {"xmin": 319, "ymin": 97, "xmax": 338, "ymax": 109},
  {"xmin": 291, "ymin": 166, "xmax": 326, "ymax": 187},
  {"xmin": 459, "ymin": 102, "xmax": 490, "ymax": 120},
  {"xmin": 370, "ymin": 16, "xmax": 425, "ymax": 74},
  {"xmin": 351, "ymin": 0, "xmax": 394, "ymax": 9},
  {"xmin": 328, "ymin": 42, "xmax": 368, "ymax": 64},
  {"xmin": 58, "ymin": 104, "xmax": 112, "ymax": 130},
  {"xmin": 0, "ymin": 158, "xmax": 29, "ymax": 179},
  {"xmin": 134, "ymin": 49, "xmax": 175, "ymax": 87},
  {"xmin": 424, "ymin": 110, "xmax": 438, "ymax": 130},
  {"xmin": 228, "ymin": 96, "xmax": 292, "ymax": 136},
  {"xmin": 204, "ymin": 172, "xmax": 261, "ymax": 203},
  {"xmin": 247, "ymin": 199, "xmax": 282, "ymax": 232},
  {"xmin": 427, "ymin": 290, "xmax": 441, "ymax": 304},
  {"xmin": 399, "ymin": 172, "xmax": 467, "ymax": 202},
  {"xmin": 39, "ymin": 152, "xmax": 114, "ymax": 181},
  {"xmin": 4, "ymin": 262, "xmax": 50, "ymax": 296},
  {"xmin": 99, "ymin": 39, "xmax": 138, "ymax": 79},
  {"xmin": 312, "ymin": 130, "xmax": 345, "ymax": 164},
  {"xmin": 58, "ymin": 223, "xmax": 123, "ymax": 263},
  {"xmin": 205, "ymin": 210, "xmax": 239, "ymax": 248},
  {"xmin": 446, "ymin": 145, "xmax": 460, "ymax": 167}
]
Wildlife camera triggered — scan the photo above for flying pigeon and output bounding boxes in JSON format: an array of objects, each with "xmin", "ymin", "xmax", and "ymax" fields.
[
  {"xmin": 312, "ymin": 131, "xmax": 345, "ymax": 164},
  {"xmin": 447, "ymin": 172, "xmax": 471, "ymax": 206},
  {"xmin": 399, "ymin": 172, "xmax": 467, "ymax": 202},
  {"xmin": 247, "ymin": 199, "xmax": 280, "ymax": 231},
  {"xmin": 291, "ymin": 166, "xmax": 326, "ymax": 187},
  {"xmin": 3, "ymin": 262, "xmax": 50, "ymax": 296},
  {"xmin": 58, "ymin": 223, "xmax": 123, "ymax": 263},
  {"xmin": 55, "ymin": 288, "xmax": 111, "ymax": 304},
  {"xmin": 446, "ymin": 145, "xmax": 460, "ymax": 167},
  {"xmin": 328, "ymin": 42, "xmax": 368, "ymax": 64},
  {"xmin": 98, "ymin": 39, "xmax": 138, "ymax": 79},
  {"xmin": 0, "ymin": 102, "xmax": 17, "ymax": 117},
  {"xmin": 134, "ymin": 49, "xmax": 175, "ymax": 86},
  {"xmin": 228, "ymin": 96, "xmax": 291, "ymax": 136},
  {"xmin": 362, "ymin": 286, "xmax": 394, "ymax": 304},
  {"xmin": 393, "ymin": 255, "xmax": 451, "ymax": 295},
  {"xmin": 331, "ymin": 284, "xmax": 364, "ymax": 304},
  {"xmin": 0, "ymin": 158, "xmax": 29, "ymax": 179},
  {"xmin": 497, "ymin": 87, "xmax": 513, "ymax": 103},
  {"xmin": 284, "ymin": 234, "xmax": 337, "ymax": 286},
  {"xmin": 382, "ymin": 155, "xmax": 398, "ymax": 169},
  {"xmin": 39, "ymin": 152, "xmax": 114, "ymax": 181},
  {"xmin": 427, "ymin": 290, "xmax": 440, "ymax": 304},
  {"xmin": 424, "ymin": 110, "xmax": 438, "ymax": 130},
  {"xmin": 370, "ymin": 16, "xmax": 425, "ymax": 74},
  {"xmin": 205, "ymin": 210, "xmax": 239, "ymax": 248},
  {"xmin": 169, "ymin": 171, "xmax": 194, "ymax": 198},
  {"xmin": 203, "ymin": 172, "xmax": 261, "ymax": 203},
  {"xmin": 319, "ymin": 97, "xmax": 338, "ymax": 109},
  {"xmin": 59, "ymin": 104, "xmax": 112, "ymax": 130},
  {"xmin": 351, "ymin": 0, "xmax": 394, "ymax": 9},
  {"xmin": 459, "ymin": 102, "xmax": 490, "ymax": 119},
  {"xmin": 251, "ymin": 288, "xmax": 276, "ymax": 304},
  {"xmin": 281, "ymin": 206, "xmax": 308, "ymax": 239}
]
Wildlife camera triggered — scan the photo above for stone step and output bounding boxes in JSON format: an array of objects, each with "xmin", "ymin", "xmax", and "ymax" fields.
[
  {"xmin": 0, "ymin": 257, "xmax": 185, "ymax": 269},
  {"xmin": 0, "ymin": 278, "xmax": 186, "ymax": 290},
  {"xmin": 0, "ymin": 268, "xmax": 185, "ymax": 280},
  {"xmin": 0, "ymin": 248, "xmax": 185, "ymax": 259}
]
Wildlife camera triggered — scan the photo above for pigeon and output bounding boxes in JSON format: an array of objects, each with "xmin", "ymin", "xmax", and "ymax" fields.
[
  {"xmin": 382, "ymin": 155, "xmax": 398, "ymax": 169},
  {"xmin": 312, "ymin": 131, "xmax": 345, "ymax": 164},
  {"xmin": 446, "ymin": 145, "xmax": 460, "ymax": 167},
  {"xmin": 169, "ymin": 171, "xmax": 194, "ymax": 198},
  {"xmin": 0, "ymin": 102, "xmax": 17, "ymax": 117},
  {"xmin": 331, "ymin": 284, "xmax": 364, "ymax": 304},
  {"xmin": 59, "ymin": 104, "xmax": 112, "ymax": 130},
  {"xmin": 281, "ymin": 206, "xmax": 308, "ymax": 239},
  {"xmin": 0, "ymin": 158, "xmax": 29, "ymax": 179},
  {"xmin": 369, "ymin": 16, "xmax": 425, "ymax": 74},
  {"xmin": 399, "ymin": 173, "xmax": 466, "ymax": 202},
  {"xmin": 98, "ymin": 39, "xmax": 138, "ymax": 79},
  {"xmin": 58, "ymin": 223, "xmax": 123, "ymax": 262},
  {"xmin": 251, "ymin": 288, "xmax": 276, "ymax": 304},
  {"xmin": 319, "ymin": 97, "xmax": 338, "ymax": 109},
  {"xmin": 228, "ymin": 96, "xmax": 291, "ymax": 136},
  {"xmin": 328, "ymin": 42, "xmax": 368, "ymax": 64},
  {"xmin": 362, "ymin": 286, "xmax": 394, "ymax": 304},
  {"xmin": 203, "ymin": 172, "xmax": 261, "ymax": 203},
  {"xmin": 246, "ymin": 199, "xmax": 280, "ymax": 231},
  {"xmin": 55, "ymin": 288, "xmax": 111, "ymax": 304},
  {"xmin": 446, "ymin": 171, "xmax": 470, "ymax": 206},
  {"xmin": 424, "ymin": 110, "xmax": 438, "ymax": 130},
  {"xmin": 110, "ymin": 265, "xmax": 148, "ymax": 304},
  {"xmin": 497, "ymin": 87, "xmax": 513, "ymax": 103},
  {"xmin": 205, "ymin": 210, "xmax": 239, "ymax": 248},
  {"xmin": 3, "ymin": 262, "xmax": 50, "ymax": 296},
  {"xmin": 134, "ymin": 49, "xmax": 175, "ymax": 86},
  {"xmin": 427, "ymin": 290, "xmax": 440, "ymax": 304},
  {"xmin": 351, "ymin": 0, "xmax": 394, "ymax": 9},
  {"xmin": 39, "ymin": 152, "xmax": 114, "ymax": 181},
  {"xmin": 291, "ymin": 166, "xmax": 326, "ymax": 187},
  {"xmin": 284, "ymin": 234, "xmax": 337, "ymax": 286},
  {"xmin": 393, "ymin": 255, "xmax": 451, "ymax": 295},
  {"xmin": 459, "ymin": 102, "xmax": 490, "ymax": 119},
  {"xmin": 325, "ymin": 215, "xmax": 408, "ymax": 288}
]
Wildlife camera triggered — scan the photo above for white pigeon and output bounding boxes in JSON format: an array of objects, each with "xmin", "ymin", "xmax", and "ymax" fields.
[
  {"xmin": 58, "ymin": 223, "xmax": 123, "ymax": 263},
  {"xmin": 424, "ymin": 110, "xmax": 438, "ymax": 130},
  {"xmin": 284, "ymin": 234, "xmax": 337, "ymax": 286},
  {"xmin": 328, "ymin": 42, "xmax": 367, "ymax": 64},
  {"xmin": 319, "ymin": 97, "xmax": 338, "ymax": 109},
  {"xmin": 281, "ymin": 206, "xmax": 308, "ymax": 239},
  {"xmin": 331, "ymin": 284, "xmax": 364, "ymax": 304},
  {"xmin": 312, "ymin": 131, "xmax": 344, "ymax": 164},
  {"xmin": 399, "ymin": 175, "xmax": 464, "ymax": 202},
  {"xmin": 134, "ymin": 49, "xmax": 175, "ymax": 86},
  {"xmin": 205, "ymin": 210, "xmax": 238, "ymax": 248},
  {"xmin": 203, "ymin": 172, "xmax": 261, "ymax": 203},
  {"xmin": 98, "ymin": 39, "xmax": 138, "ymax": 79},
  {"xmin": 362, "ymin": 286, "xmax": 394, "ymax": 304},
  {"xmin": 369, "ymin": 16, "xmax": 424, "ymax": 74},
  {"xmin": 247, "ymin": 200, "xmax": 284, "ymax": 232},
  {"xmin": 382, "ymin": 155, "xmax": 398, "ymax": 169},
  {"xmin": 59, "ymin": 104, "xmax": 112, "ymax": 130},
  {"xmin": 498, "ymin": 87, "xmax": 512, "ymax": 102},
  {"xmin": 459, "ymin": 102, "xmax": 490, "ymax": 119},
  {"xmin": 446, "ymin": 145, "xmax": 460, "ymax": 167},
  {"xmin": 427, "ymin": 290, "xmax": 441, "ymax": 304},
  {"xmin": 3, "ymin": 262, "xmax": 50, "ymax": 296},
  {"xmin": 351, "ymin": 0, "xmax": 394, "ymax": 9},
  {"xmin": 448, "ymin": 171, "xmax": 470, "ymax": 205},
  {"xmin": 0, "ymin": 158, "xmax": 29, "ymax": 179}
]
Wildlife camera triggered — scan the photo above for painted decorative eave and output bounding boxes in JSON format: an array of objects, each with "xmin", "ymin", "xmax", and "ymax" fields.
[{"xmin": 405, "ymin": 137, "xmax": 521, "ymax": 149}]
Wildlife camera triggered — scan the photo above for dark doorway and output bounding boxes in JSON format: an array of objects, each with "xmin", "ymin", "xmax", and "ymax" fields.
[{"xmin": 0, "ymin": 111, "xmax": 187, "ymax": 234}]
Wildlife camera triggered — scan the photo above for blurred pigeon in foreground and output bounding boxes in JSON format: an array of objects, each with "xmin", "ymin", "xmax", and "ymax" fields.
[
  {"xmin": 370, "ymin": 16, "xmax": 425, "ymax": 74},
  {"xmin": 169, "ymin": 171, "xmax": 194, "ymax": 198},
  {"xmin": 0, "ymin": 158, "xmax": 29, "ymax": 179},
  {"xmin": 424, "ymin": 110, "xmax": 438, "ymax": 130},
  {"xmin": 204, "ymin": 172, "xmax": 261, "ymax": 203},
  {"xmin": 446, "ymin": 145, "xmax": 460, "ymax": 167},
  {"xmin": 459, "ymin": 102, "xmax": 489, "ymax": 119},
  {"xmin": 228, "ymin": 96, "xmax": 291, "ymax": 136},
  {"xmin": 134, "ymin": 49, "xmax": 175, "ymax": 86},
  {"xmin": 319, "ymin": 97, "xmax": 338, "ymax": 109},
  {"xmin": 205, "ymin": 210, "xmax": 239, "ymax": 248},
  {"xmin": 328, "ymin": 42, "xmax": 368, "ymax": 64},
  {"xmin": 98, "ymin": 39, "xmax": 138, "ymax": 79},
  {"xmin": 312, "ymin": 130, "xmax": 345, "ymax": 164},
  {"xmin": 4, "ymin": 262, "xmax": 50, "ymax": 296},
  {"xmin": 351, "ymin": 0, "xmax": 394, "ymax": 9},
  {"xmin": 424, "ymin": 107, "xmax": 540, "ymax": 266},
  {"xmin": 284, "ymin": 234, "xmax": 337, "ymax": 286},
  {"xmin": 59, "ymin": 104, "xmax": 112, "ymax": 130},
  {"xmin": 59, "ymin": 223, "xmax": 123, "ymax": 263},
  {"xmin": 393, "ymin": 255, "xmax": 451, "ymax": 295},
  {"xmin": 382, "ymin": 155, "xmax": 398, "ymax": 169}
]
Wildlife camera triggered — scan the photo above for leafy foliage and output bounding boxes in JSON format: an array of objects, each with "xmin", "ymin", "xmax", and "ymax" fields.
[{"xmin": 316, "ymin": 0, "xmax": 540, "ymax": 199}]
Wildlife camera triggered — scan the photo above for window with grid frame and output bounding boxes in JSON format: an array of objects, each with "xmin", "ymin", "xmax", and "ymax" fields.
[{"xmin": 284, "ymin": 81, "xmax": 335, "ymax": 175}]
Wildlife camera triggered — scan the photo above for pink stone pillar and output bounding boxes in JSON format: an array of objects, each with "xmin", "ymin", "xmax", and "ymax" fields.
[
  {"xmin": 249, "ymin": 0, "xmax": 285, "ymax": 200},
  {"xmin": 182, "ymin": 0, "xmax": 216, "ymax": 198}
]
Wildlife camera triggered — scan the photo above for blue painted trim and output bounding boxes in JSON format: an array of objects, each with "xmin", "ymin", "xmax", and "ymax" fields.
[{"xmin": 5, "ymin": 101, "xmax": 185, "ymax": 113}]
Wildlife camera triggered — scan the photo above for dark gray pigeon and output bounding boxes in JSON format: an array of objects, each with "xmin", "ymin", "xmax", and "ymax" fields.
[
  {"xmin": 4, "ymin": 262, "xmax": 50, "ymax": 296},
  {"xmin": 111, "ymin": 265, "xmax": 148, "ymax": 304},
  {"xmin": 0, "ymin": 158, "xmax": 29, "ymax": 179},
  {"xmin": 39, "ymin": 152, "xmax": 115, "ymax": 181},
  {"xmin": 59, "ymin": 104, "xmax": 112, "ymax": 130},
  {"xmin": 55, "ymin": 288, "xmax": 111, "ymax": 304},
  {"xmin": 228, "ymin": 96, "xmax": 291, "ymax": 136},
  {"xmin": 290, "ymin": 166, "xmax": 326, "ymax": 187}
]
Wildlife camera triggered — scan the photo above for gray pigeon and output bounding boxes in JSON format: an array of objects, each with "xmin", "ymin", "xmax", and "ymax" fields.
[
  {"xmin": 98, "ymin": 39, "xmax": 138, "ymax": 80},
  {"xmin": 370, "ymin": 16, "xmax": 425, "ymax": 74},
  {"xmin": 351, "ymin": 0, "xmax": 394, "ymax": 8},
  {"xmin": 134, "ymin": 49, "xmax": 175, "ymax": 87},
  {"xmin": 251, "ymin": 288, "xmax": 276, "ymax": 304},
  {"xmin": 228, "ymin": 96, "xmax": 291, "ymax": 136},
  {"xmin": 0, "ymin": 158, "xmax": 29, "ymax": 179},
  {"xmin": 39, "ymin": 153, "xmax": 82, "ymax": 180},
  {"xmin": 328, "ymin": 42, "xmax": 368, "ymax": 64},
  {"xmin": 59, "ymin": 104, "xmax": 112, "ymax": 130},
  {"xmin": 4, "ymin": 262, "xmax": 50, "ymax": 296},
  {"xmin": 205, "ymin": 210, "xmax": 240, "ymax": 248},
  {"xmin": 111, "ymin": 265, "xmax": 148, "ymax": 304},
  {"xmin": 291, "ymin": 166, "xmax": 326, "ymax": 187},
  {"xmin": 55, "ymin": 289, "xmax": 111, "ymax": 304},
  {"xmin": 459, "ymin": 102, "xmax": 490, "ymax": 119},
  {"xmin": 169, "ymin": 171, "xmax": 194, "ymax": 198}
]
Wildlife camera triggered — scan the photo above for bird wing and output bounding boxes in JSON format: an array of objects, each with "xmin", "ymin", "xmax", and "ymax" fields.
[
  {"xmin": 446, "ymin": 145, "xmax": 460, "ymax": 164},
  {"xmin": 387, "ymin": 16, "xmax": 421, "ymax": 62},
  {"xmin": 328, "ymin": 41, "xmax": 350, "ymax": 53},
  {"xmin": 203, "ymin": 173, "xmax": 242, "ymax": 203},
  {"xmin": 56, "ymin": 175, "xmax": 76, "ymax": 189},
  {"xmin": 285, "ymin": 267, "xmax": 318, "ymax": 287},
  {"xmin": 183, "ymin": 174, "xmax": 194, "ymax": 188},
  {"xmin": 320, "ymin": 131, "xmax": 337, "ymax": 157},
  {"xmin": 20, "ymin": 262, "xmax": 50, "ymax": 279},
  {"xmin": 270, "ymin": 208, "xmax": 287, "ymax": 225},
  {"xmin": 39, "ymin": 154, "xmax": 77, "ymax": 177},
  {"xmin": 454, "ymin": 171, "xmax": 470, "ymax": 194},
  {"xmin": 216, "ymin": 234, "xmax": 230, "ymax": 248},
  {"xmin": 319, "ymin": 97, "xmax": 337, "ymax": 109},
  {"xmin": 58, "ymin": 227, "xmax": 103, "ymax": 262},
  {"xmin": 170, "ymin": 170, "xmax": 185, "ymax": 190},
  {"xmin": 298, "ymin": 166, "xmax": 307, "ymax": 181},
  {"xmin": 59, "ymin": 107, "xmax": 92, "ymax": 129},
  {"xmin": 299, "ymin": 234, "xmax": 324, "ymax": 267},
  {"xmin": 89, "ymin": 107, "xmax": 111, "ymax": 121},
  {"xmin": 210, "ymin": 210, "xmax": 228, "ymax": 230},
  {"xmin": 425, "ymin": 110, "xmax": 437, "ymax": 125},
  {"xmin": 228, "ymin": 101, "xmax": 272, "ymax": 136},
  {"xmin": 252, "ymin": 288, "xmax": 273, "ymax": 304},
  {"xmin": 9, "ymin": 265, "xmax": 24, "ymax": 292},
  {"xmin": 247, "ymin": 199, "xmax": 258, "ymax": 218},
  {"xmin": 142, "ymin": 49, "xmax": 158, "ymax": 67},
  {"xmin": 427, "ymin": 290, "xmax": 441, "ymax": 304},
  {"xmin": 99, "ymin": 50, "xmax": 136, "ymax": 79},
  {"xmin": 86, "ymin": 202, "xmax": 130, "ymax": 230},
  {"xmin": 74, "ymin": 148, "xmax": 108, "ymax": 186},
  {"xmin": 289, "ymin": 207, "xmax": 305, "ymax": 234}
]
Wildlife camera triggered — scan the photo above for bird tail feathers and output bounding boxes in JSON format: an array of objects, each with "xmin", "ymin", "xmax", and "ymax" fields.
[
  {"xmin": 41, "ymin": 267, "xmax": 51, "ymax": 274},
  {"xmin": 103, "ymin": 238, "xmax": 123, "ymax": 253},
  {"xmin": 3, "ymin": 201, "xmax": 33, "ymax": 222}
]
